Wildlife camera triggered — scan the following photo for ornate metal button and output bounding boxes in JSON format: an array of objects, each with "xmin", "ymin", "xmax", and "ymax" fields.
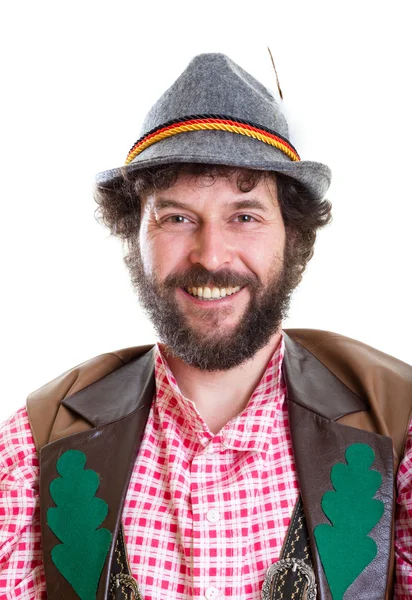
[
  {"xmin": 261, "ymin": 558, "xmax": 317, "ymax": 600},
  {"xmin": 110, "ymin": 573, "xmax": 143, "ymax": 599}
]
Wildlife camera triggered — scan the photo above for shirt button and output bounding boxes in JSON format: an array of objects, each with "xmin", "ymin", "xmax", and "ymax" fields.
[
  {"xmin": 205, "ymin": 587, "xmax": 220, "ymax": 599},
  {"xmin": 206, "ymin": 509, "xmax": 221, "ymax": 523}
]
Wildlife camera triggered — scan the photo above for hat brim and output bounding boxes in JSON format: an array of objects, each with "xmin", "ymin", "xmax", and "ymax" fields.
[{"xmin": 95, "ymin": 130, "xmax": 332, "ymax": 200}]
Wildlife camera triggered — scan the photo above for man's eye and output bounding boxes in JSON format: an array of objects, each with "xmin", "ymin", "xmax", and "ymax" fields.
[
  {"xmin": 165, "ymin": 215, "xmax": 190, "ymax": 223},
  {"xmin": 234, "ymin": 214, "xmax": 257, "ymax": 223}
]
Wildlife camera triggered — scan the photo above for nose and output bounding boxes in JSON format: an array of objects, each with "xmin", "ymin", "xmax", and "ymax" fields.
[{"xmin": 188, "ymin": 221, "xmax": 233, "ymax": 271}]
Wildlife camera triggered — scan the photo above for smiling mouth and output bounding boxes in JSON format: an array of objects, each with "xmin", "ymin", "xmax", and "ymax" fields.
[{"xmin": 184, "ymin": 285, "xmax": 243, "ymax": 300}]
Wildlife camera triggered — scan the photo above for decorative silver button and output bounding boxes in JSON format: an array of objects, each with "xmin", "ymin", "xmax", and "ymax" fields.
[{"xmin": 261, "ymin": 558, "xmax": 317, "ymax": 600}]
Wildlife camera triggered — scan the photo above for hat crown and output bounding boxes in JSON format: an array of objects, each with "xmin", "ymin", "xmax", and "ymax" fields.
[
  {"xmin": 141, "ymin": 53, "xmax": 290, "ymax": 138},
  {"xmin": 96, "ymin": 52, "xmax": 331, "ymax": 201}
]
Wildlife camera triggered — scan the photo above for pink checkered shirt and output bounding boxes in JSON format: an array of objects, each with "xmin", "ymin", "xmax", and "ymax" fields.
[{"xmin": 0, "ymin": 337, "xmax": 411, "ymax": 599}]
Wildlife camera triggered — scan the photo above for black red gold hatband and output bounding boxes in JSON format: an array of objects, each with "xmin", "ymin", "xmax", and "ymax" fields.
[{"xmin": 125, "ymin": 114, "xmax": 301, "ymax": 166}]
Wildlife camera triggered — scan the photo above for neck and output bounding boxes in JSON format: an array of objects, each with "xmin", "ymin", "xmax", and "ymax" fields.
[{"xmin": 161, "ymin": 330, "xmax": 283, "ymax": 434}]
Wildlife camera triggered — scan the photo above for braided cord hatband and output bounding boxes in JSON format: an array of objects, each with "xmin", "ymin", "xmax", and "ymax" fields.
[{"xmin": 125, "ymin": 115, "xmax": 300, "ymax": 165}]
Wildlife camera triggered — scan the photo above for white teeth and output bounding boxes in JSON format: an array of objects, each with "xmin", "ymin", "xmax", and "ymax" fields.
[{"xmin": 186, "ymin": 285, "xmax": 242, "ymax": 299}]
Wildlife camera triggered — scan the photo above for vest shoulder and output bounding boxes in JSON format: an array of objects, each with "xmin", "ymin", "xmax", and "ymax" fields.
[
  {"xmin": 26, "ymin": 344, "xmax": 154, "ymax": 452},
  {"xmin": 284, "ymin": 328, "xmax": 412, "ymax": 380},
  {"xmin": 285, "ymin": 328, "xmax": 412, "ymax": 461}
]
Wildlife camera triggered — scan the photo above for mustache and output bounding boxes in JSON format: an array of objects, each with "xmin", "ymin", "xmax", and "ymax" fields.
[{"xmin": 163, "ymin": 265, "xmax": 260, "ymax": 289}]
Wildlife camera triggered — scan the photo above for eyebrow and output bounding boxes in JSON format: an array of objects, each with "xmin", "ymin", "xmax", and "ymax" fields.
[{"xmin": 153, "ymin": 198, "xmax": 269, "ymax": 212}]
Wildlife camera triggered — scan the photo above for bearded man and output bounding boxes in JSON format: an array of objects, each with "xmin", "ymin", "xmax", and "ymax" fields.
[{"xmin": 0, "ymin": 54, "xmax": 411, "ymax": 600}]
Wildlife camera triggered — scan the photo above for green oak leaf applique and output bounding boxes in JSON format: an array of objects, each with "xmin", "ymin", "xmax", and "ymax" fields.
[
  {"xmin": 47, "ymin": 450, "xmax": 112, "ymax": 600},
  {"xmin": 314, "ymin": 443, "xmax": 384, "ymax": 600}
]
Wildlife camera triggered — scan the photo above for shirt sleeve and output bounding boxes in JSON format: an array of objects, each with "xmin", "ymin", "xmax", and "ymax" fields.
[
  {"xmin": 394, "ymin": 414, "xmax": 412, "ymax": 598},
  {"xmin": 0, "ymin": 407, "xmax": 46, "ymax": 599}
]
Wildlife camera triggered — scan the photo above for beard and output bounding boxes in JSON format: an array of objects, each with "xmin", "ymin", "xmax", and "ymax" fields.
[{"xmin": 124, "ymin": 235, "xmax": 300, "ymax": 371}]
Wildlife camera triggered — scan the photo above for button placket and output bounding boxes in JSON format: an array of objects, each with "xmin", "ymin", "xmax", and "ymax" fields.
[{"xmin": 191, "ymin": 451, "xmax": 217, "ymax": 597}]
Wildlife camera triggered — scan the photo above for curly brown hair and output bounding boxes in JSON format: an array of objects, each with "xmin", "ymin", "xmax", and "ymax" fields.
[{"xmin": 94, "ymin": 163, "xmax": 332, "ymax": 283}]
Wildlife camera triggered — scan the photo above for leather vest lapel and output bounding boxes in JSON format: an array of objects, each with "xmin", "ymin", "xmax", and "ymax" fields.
[
  {"xmin": 283, "ymin": 333, "xmax": 394, "ymax": 600},
  {"xmin": 40, "ymin": 348, "xmax": 156, "ymax": 599}
]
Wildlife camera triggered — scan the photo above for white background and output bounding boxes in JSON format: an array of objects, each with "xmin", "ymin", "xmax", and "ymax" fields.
[{"xmin": 1, "ymin": 1, "xmax": 411, "ymax": 422}]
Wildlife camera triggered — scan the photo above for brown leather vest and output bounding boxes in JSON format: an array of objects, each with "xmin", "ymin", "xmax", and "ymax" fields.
[{"xmin": 27, "ymin": 329, "xmax": 412, "ymax": 599}]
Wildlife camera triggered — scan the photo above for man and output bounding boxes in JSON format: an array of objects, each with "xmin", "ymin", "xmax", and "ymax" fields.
[{"xmin": 0, "ymin": 53, "xmax": 411, "ymax": 599}]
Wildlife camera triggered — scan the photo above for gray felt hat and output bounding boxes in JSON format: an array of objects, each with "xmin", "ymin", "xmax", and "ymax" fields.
[{"xmin": 96, "ymin": 53, "xmax": 331, "ymax": 199}]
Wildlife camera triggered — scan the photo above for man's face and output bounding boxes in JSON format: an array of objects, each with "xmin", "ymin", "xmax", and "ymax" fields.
[{"xmin": 125, "ymin": 170, "xmax": 297, "ymax": 371}]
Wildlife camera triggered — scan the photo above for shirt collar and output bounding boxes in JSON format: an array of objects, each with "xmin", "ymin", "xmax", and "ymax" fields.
[{"xmin": 154, "ymin": 334, "xmax": 286, "ymax": 453}]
